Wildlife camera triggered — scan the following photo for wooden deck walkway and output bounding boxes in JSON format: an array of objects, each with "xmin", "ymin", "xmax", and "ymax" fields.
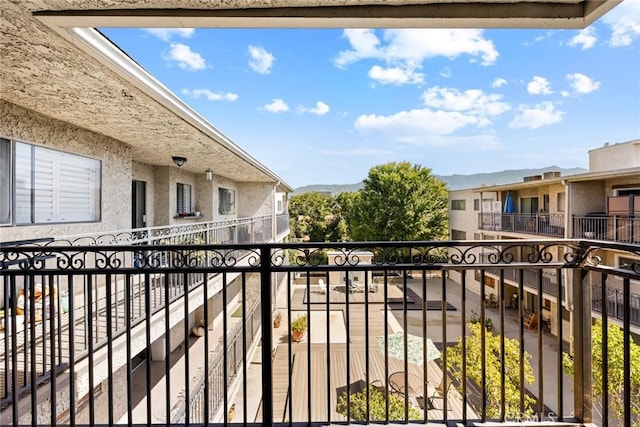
[{"xmin": 270, "ymin": 289, "xmax": 477, "ymax": 423}]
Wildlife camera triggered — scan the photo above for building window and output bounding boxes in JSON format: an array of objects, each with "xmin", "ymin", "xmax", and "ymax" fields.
[
  {"xmin": 3, "ymin": 139, "xmax": 101, "ymax": 225},
  {"xmin": 451, "ymin": 229, "xmax": 467, "ymax": 240},
  {"xmin": 474, "ymin": 199, "xmax": 480, "ymax": 211},
  {"xmin": 557, "ymin": 192, "xmax": 566, "ymax": 212},
  {"xmin": 176, "ymin": 183, "xmax": 192, "ymax": 215},
  {"xmin": 451, "ymin": 200, "xmax": 466, "ymax": 210},
  {"xmin": 0, "ymin": 139, "xmax": 11, "ymax": 225},
  {"xmin": 219, "ymin": 187, "xmax": 236, "ymax": 214}
]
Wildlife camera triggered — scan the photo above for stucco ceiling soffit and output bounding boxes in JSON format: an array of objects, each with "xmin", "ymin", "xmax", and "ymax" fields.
[{"xmin": 33, "ymin": 1, "xmax": 622, "ymax": 29}]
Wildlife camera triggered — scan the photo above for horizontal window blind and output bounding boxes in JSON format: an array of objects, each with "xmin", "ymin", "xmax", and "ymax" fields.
[{"xmin": 15, "ymin": 141, "xmax": 101, "ymax": 224}]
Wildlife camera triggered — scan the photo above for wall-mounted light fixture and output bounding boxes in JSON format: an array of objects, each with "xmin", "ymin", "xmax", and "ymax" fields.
[
  {"xmin": 205, "ymin": 168, "xmax": 213, "ymax": 181},
  {"xmin": 172, "ymin": 156, "xmax": 187, "ymax": 167}
]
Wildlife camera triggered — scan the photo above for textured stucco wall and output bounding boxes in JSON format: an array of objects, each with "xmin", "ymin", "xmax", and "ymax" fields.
[
  {"xmin": 237, "ymin": 182, "xmax": 274, "ymax": 219},
  {"xmin": 589, "ymin": 140, "xmax": 640, "ymax": 172},
  {"xmin": 0, "ymin": 100, "xmax": 131, "ymax": 242},
  {"xmin": 605, "ymin": 176, "xmax": 640, "ymax": 194},
  {"xmin": 569, "ymin": 181, "xmax": 606, "ymax": 216}
]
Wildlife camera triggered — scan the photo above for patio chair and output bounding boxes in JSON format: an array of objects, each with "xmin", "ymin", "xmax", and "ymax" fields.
[
  {"xmin": 427, "ymin": 381, "xmax": 454, "ymax": 412},
  {"xmin": 347, "ymin": 278, "xmax": 361, "ymax": 293},
  {"xmin": 318, "ymin": 279, "xmax": 329, "ymax": 294},
  {"xmin": 524, "ymin": 312, "xmax": 538, "ymax": 330}
]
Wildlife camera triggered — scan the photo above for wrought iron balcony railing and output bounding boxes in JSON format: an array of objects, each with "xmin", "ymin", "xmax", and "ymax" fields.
[
  {"xmin": 480, "ymin": 213, "xmax": 565, "ymax": 237},
  {"xmin": 51, "ymin": 215, "xmax": 278, "ymax": 247},
  {"xmin": 573, "ymin": 215, "xmax": 640, "ymax": 244},
  {"xmin": 1, "ymin": 240, "xmax": 638, "ymax": 427}
]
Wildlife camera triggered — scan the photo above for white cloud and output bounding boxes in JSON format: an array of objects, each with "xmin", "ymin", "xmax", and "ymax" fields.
[
  {"xmin": 567, "ymin": 27, "xmax": 597, "ymax": 50},
  {"xmin": 509, "ymin": 102, "xmax": 564, "ymax": 129},
  {"xmin": 162, "ymin": 43, "xmax": 206, "ymax": 71},
  {"xmin": 368, "ymin": 65, "xmax": 424, "ymax": 85},
  {"xmin": 300, "ymin": 101, "xmax": 330, "ymax": 116},
  {"xmin": 248, "ymin": 45, "xmax": 275, "ymax": 74},
  {"xmin": 144, "ymin": 28, "xmax": 195, "ymax": 42},
  {"xmin": 181, "ymin": 88, "xmax": 238, "ymax": 102},
  {"xmin": 565, "ymin": 73, "xmax": 601, "ymax": 95},
  {"xmin": 263, "ymin": 99, "xmax": 289, "ymax": 113},
  {"xmin": 492, "ymin": 78, "xmax": 507, "ymax": 88},
  {"xmin": 422, "ymin": 87, "xmax": 510, "ymax": 117},
  {"xmin": 355, "ymin": 109, "xmax": 481, "ymax": 142},
  {"xmin": 602, "ymin": 0, "xmax": 640, "ymax": 46},
  {"xmin": 354, "ymin": 85, "xmax": 511, "ymax": 145},
  {"xmin": 527, "ymin": 76, "xmax": 553, "ymax": 95},
  {"xmin": 334, "ymin": 28, "xmax": 499, "ymax": 69}
]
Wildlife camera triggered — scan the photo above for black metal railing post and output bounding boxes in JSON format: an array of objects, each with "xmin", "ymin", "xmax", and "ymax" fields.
[
  {"xmin": 259, "ymin": 244, "xmax": 274, "ymax": 427},
  {"xmin": 572, "ymin": 266, "xmax": 592, "ymax": 423}
]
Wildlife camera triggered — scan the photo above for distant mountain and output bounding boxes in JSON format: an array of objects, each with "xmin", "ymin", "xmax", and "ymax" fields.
[{"xmin": 293, "ymin": 166, "xmax": 588, "ymax": 195}]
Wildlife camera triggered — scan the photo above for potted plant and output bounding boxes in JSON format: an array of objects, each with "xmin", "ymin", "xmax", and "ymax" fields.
[
  {"xmin": 273, "ymin": 311, "xmax": 282, "ymax": 329},
  {"xmin": 291, "ymin": 314, "xmax": 307, "ymax": 342},
  {"xmin": 470, "ymin": 310, "xmax": 494, "ymax": 331}
]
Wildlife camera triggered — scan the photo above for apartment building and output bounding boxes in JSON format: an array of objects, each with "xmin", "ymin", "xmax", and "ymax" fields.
[
  {"xmin": 0, "ymin": 2, "xmax": 292, "ymax": 424},
  {"xmin": 449, "ymin": 139, "xmax": 640, "ymax": 340}
]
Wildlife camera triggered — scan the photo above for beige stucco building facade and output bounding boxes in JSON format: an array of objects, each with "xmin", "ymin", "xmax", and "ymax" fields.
[{"xmin": 448, "ymin": 139, "xmax": 640, "ymax": 341}]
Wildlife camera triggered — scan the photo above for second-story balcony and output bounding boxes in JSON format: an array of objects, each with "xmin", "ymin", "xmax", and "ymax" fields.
[
  {"xmin": 480, "ymin": 213, "xmax": 565, "ymax": 237},
  {"xmin": 1, "ymin": 240, "xmax": 638, "ymax": 427},
  {"xmin": 573, "ymin": 214, "xmax": 640, "ymax": 244}
]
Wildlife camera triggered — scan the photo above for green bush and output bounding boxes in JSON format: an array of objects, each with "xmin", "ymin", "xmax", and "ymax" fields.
[{"xmin": 336, "ymin": 385, "xmax": 421, "ymax": 421}]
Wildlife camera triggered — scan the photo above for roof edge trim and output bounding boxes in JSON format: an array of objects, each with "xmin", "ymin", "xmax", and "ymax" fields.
[{"xmin": 61, "ymin": 26, "xmax": 292, "ymax": 191}]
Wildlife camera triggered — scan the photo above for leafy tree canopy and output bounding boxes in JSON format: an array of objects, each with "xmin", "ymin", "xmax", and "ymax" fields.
[
  {"xmin": 349, "ymin": 162, "xmax": 448, "ymax": 242},
  {"xmin": 563, "ymin": 319, "xmax": 640, "ymax": 425},
  {"xmin": 289, "ymin": 192, "xmax": 347, "ymax": 242},
  {"xmin": 447, "ymin": 322, "xmax": 536, "ymax": 420}
]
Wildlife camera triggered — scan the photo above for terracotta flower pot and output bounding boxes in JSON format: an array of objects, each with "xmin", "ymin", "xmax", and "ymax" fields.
[{"xmin": 292, "ymin": 330, "xmax": 305, "ymax": 342}]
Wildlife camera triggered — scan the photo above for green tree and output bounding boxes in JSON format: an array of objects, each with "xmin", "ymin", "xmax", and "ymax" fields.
[
  {"xmin": 288, "ymin": 192, "xmax": 335, "ymax": 242},
  {"xmin": 447, "ymin": 322, "xmax": 536, "ymax": 419},
  {"xmin": 350, "ymin": 162, "xmax": 448, "ymax": 242},
  {"xmin": 333, "ymin": 191, "xmax": 361, "ymax": 241},
  {"xmin": 563, "ymin": 319, "xmax": 640, "ymax": 425},
  {"xmin": 336, "ymin": 385, "xmax": 421, "ymax": 421}
]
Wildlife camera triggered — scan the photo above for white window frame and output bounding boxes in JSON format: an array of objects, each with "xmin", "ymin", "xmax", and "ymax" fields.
[{"xmin": 2, "ymin": 138, "xmax": 101, "ymax": 225}]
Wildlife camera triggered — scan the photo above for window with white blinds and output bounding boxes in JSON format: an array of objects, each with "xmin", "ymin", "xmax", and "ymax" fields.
[
  {"xmin": 177, "ymin": 183, "xmax": 192, "ymax": 214},
  {"xmin": 14, "ymin": 141, "xmax": 101, "ymax": 224}
]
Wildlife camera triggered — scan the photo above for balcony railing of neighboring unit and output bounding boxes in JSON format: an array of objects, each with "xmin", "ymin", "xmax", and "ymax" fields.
[
  {"xmin": 276, "ymin": 214, "xmax": 290, "ymax": 238},
  {"xmin": 47, "ymin": 215, "xmax": 277, "ymax": 247},
  {"xmin": 479, "ymin": 213, "xmax": 565, "ymax": 237},
  {"xmin": 592, "ymin": 284, "xmax": 640, "ymax": 327},
  {"xmin": 572, "ymin": 214, "xmax": 640, "ymax": 244},
  {"xmin": 1, "ymin": 240, "xmax": 638, "ymax": 427}
]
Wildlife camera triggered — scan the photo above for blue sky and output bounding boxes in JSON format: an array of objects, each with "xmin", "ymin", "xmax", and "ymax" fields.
[{"xmin": 101, "ymin": 0, "xmax": 640, "ymax": 188}]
